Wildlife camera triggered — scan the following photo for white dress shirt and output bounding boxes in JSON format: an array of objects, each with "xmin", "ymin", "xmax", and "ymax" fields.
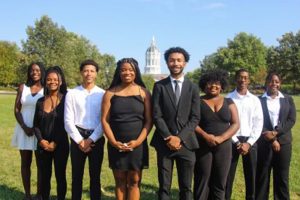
[
  {"xmin": 261, "ymin": 91, "xmax": 284, "ymax": 128},
  {"xmin": 170, "ymin": 75, "xmax": 184, "ymax": 95},
  {"xmin": 227, "ymin": 89, "xmax": 263, "ymax": 145},
  {"xmin": 64, "ymin": 85, "xmax": 105, "ymax": 144}
]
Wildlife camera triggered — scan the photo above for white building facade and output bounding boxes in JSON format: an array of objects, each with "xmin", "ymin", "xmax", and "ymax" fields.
[{"xmin": 144, "ymin": 37, "xmax": 161, "ymax": 74}]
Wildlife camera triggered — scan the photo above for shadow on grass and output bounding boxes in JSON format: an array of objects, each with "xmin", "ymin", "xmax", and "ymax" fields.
[
  {"xmin": 102, "ymin": 183, "xmax": 178, "ymax": 200},
  {"xmin": 0, "ymin": 184, "xmax": 24, "ymax": 200}
]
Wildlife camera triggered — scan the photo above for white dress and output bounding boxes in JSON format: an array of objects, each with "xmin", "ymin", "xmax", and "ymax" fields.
[{"xmin": 11, "ymin": 84, "xmax": 44, "ymax": 150}]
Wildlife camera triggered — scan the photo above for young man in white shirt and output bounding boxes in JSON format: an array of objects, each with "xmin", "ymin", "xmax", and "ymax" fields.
[
  {"xmin": 225, "ymin": 69, "xmax": 263, "ymax": 200},
  {"xmin": 64, "ymin": 59, "xmax": 105, "ymax": 200}
]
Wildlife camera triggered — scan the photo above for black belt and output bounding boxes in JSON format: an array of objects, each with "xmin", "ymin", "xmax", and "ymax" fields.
[{"xmin": 76, "ymin": 126, "xmax": 94, "ymax": 139}]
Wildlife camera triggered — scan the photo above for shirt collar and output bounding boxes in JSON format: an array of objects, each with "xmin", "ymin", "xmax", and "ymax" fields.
[
  {"xmin": 233, "ymin": 89, "xmax": 251, "ymax": 98},
  {"xmin": 170, "ymin": 75, "xmax": 184, "ymax": 83},
  {"xmin": 262, "ymin": 91, "xmax": 284, "ymax": 99}
]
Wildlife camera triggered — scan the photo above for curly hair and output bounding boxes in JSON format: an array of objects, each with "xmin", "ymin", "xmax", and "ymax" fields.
[
  {"xmin": 44, "ymin": 66, "xmax": 67, "ymax": 95},
  {"xmin": 164, "ymin": 47, "xmax": 190, "ymax": 63},
  {"xmin": 265, "ymin": 71, "xmax": 282, "ymax": 85},
  {"xmin": 199, "ymin": 69, "xmax": 229, "ymax": 92},
  {"xmin": 108, "ymin": 58, "xmax": 146, "ymax": 89}
]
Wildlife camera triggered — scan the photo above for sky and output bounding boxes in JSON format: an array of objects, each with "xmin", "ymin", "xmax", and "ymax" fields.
[{"xmin": 1, "ymin": 0, "xmax": 300, "ymax": 74}]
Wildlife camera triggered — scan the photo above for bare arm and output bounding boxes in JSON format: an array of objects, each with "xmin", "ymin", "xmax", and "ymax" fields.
[
  {"xmin": 127, "ymin": 88, "xmax": 153, "ymax": 149},
  {"xmin": 14, "ymin": 84, "xmax": 34, "ymax": 136},
  {"xmin": 101, "ymin": 90, "xmax": 129, "ymax": 151},
  {"xmin": 215, "ymin": 101, "xmax": 240, "ymax": 144}
]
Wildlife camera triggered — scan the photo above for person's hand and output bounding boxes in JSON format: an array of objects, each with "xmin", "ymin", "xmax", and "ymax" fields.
[
  {"xmin": 205, "ymin": 134, "xmax": 217, "ymax": 147},
  {"xmin": 126, "ymin": 140, "xmax": 138, "ymax": 151},
  {"xmin": 23, "ymin": 125, "xmax": 34, "ymax": 136},
  {"xmin": 165, "ymin": 136, "xmax": 181, "ymax": 151},
  {"xmin": 272, "ymin": 140, "xmax": 281, "ymax": 152},
  {"xmin": 39, "ymin": 139, "xmax": 50, "ymax": 150},
  {"xmin": 47, "ymin": 142, "xmax": 57, "ymax": 152},
  {"xmin": 112, "ymin": 141, "xmax": 132, "ymax": 152},
  {"xmin": 263, "ymin": 131, "xmax": 276, "ymax": 141},
  {"xmin": 239, "ymin": 143, "xmax": 251, "ymax": 155},
  {"xmin": 214, "ymin": 135, "xmax": 225, "ymax": 145}
]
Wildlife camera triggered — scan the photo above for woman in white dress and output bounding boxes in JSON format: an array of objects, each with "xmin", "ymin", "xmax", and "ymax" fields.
[{"xmin": 11, "ymin": 62, "xmax": 45, "ymax": 200}]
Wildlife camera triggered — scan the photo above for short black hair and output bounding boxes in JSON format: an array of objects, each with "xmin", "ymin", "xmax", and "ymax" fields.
[
  {"xmin": 109, "ymin": 58, "xmax": 146, "ymax": 89},
  {"xmin": 26, "ymin": 62, "xmax": 46, "ymax": 87},
  {"xmin": 80, "ymin": 59, "xmax": 99, "ymax": 72},
  {"xmin": 44, "ymin": 66, "xmax": 68, "ymax": 95},
  {"xmin": 164, "ymin": 47, "xmax": 190, "ymax": 63},
  {"xmin": 235, "ymin": 68, "xmax": 249, "ymax": 80},
  {"xmin": 199, "ymin": 69, "xmax": 228, "ymax": 91}
]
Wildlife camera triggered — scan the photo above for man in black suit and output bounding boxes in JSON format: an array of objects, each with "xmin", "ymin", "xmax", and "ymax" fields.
[{"xmin": 151, "ymin": 47, "xmax": 200, "ymax": 200}]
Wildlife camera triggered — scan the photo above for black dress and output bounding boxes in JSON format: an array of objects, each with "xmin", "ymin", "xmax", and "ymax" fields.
[
  {"xmin": 194, "ymin": 97, "xmax": 234, "ymax": 200},
  {"xmin": 108, "ymin": 95, "xmax": 149, "ymax": 170}
]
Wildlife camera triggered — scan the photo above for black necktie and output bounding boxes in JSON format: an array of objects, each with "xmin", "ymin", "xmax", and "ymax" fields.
[{"xmin": 174, "ymin": 80, "xmax": 180, "ymax": 105}]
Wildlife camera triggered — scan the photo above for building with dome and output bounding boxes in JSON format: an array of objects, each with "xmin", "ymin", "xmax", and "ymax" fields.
[
  {"xmin": 144, "ymin": 37, "xmax": 161, "ymax": 74},
  {"xmin": 144, "ymin": 37, "xmax": 167, "ymax": 81}
]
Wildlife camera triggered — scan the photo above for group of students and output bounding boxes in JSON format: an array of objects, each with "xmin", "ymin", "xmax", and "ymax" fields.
[{"xmin": 11, "ymin": 46, "xmax": 295, "ymax": 200}]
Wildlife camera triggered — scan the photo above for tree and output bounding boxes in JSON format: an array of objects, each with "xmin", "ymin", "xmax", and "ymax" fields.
[
  {"xmin": 267, "ymin": 31, "xmax": 300, "ymax": 93},
  {"xmin": 186, "ymin": 68, "xmax": 201, "ymax": 86},
  {"xmin": 142, "ymin": 75, "xmax": 155, "ymax": 92},
  {"xmin": 0, "ymin": 41, "xmax": 22, "ymax": 86},
  {"xmin": 21, "ymin": 15, "xmax": 116, "ymax": 87},
  {"xmin": 216, "ymin": 32, "xmax": 268, "ymax": 84}
]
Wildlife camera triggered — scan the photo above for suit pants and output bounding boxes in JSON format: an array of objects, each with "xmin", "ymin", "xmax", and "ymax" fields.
[
  {"xmin": 194, "ymin": 140, "xmax": 232, "ymax": 200},
  {"xmin": 225, "ymin": 141, "xmax": 257, "ymax": 200},
  {"xmin": 37, "ymin": 143, "xmax": 69, "ymax": 200},
  {"xmin": 256, "ymin": 138, "xmax": 291, "ymax": 200},
  {"xmin": 156, "ymin": 145, "xmax": 195, "ymax": 200},
  {"xmin": 70, "ymin": 138, "xmax": 105, "ymax": 200}
]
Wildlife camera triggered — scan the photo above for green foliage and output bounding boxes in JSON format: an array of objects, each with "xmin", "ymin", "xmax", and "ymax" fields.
[
  {"xmin": 217, "ymin": 32, "xmax": 267, "ymax": 83},
  {"xmin": 21, "ymin": 15, "xmax": 116, "ymax": 88},
  {"xmin": 185, "ymin": 68, "xmax": 201, "ymax": 85},
  {"xmin": 267, "ymin": 31, "xmax": 300, "ymax": 93},
  {"xmin": 0, "ymin": 41, "xmax": 21, "ymax": 86},
  {"xmin": 142, "ymin": 75, "xmax": 155, "ymax": 91}
]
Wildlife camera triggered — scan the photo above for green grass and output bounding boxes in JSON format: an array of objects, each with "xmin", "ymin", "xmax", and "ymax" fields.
[{"xmin": 0, "ymin": 94, "xmax": 299, "ymax": 200}]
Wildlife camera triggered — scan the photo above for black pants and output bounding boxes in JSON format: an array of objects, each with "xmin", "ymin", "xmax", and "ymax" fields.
[
  {"xmin": 37, "ymin": 143, "xmax": 69, "ymax": 200},
  {"xmin": 70, "ymin": 138, "xmax": 105, "ymax": 200},
  {"xmin": 225, "ymin": 140, "xmax": 257, "ymax": 200},
  {"xmin": 156, "ymin": 145, "xmax": 195, "ymax": 200},
  {"xmin": 256, "ymin": 138, "xmax": 291, "ymax": 200},
  {"xmin": 194, "ymin": 140, "xmax": 232, "ymax": 200}
]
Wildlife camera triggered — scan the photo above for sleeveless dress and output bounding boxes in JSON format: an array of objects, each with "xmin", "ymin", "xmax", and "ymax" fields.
[
  {"xmin": 11, "ymin": 84, "xmax": 44, "ymax": 150},
  {"xmin": 108, "ymin": 95, "xmax": 149, "ymax": 170}
]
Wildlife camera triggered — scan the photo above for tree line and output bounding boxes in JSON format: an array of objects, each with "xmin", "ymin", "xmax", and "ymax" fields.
[
  {"xmin": 1, "ymin": 15, "xmax": 300, "ymax": 93},
  {"xmin": 186, "ymin": 31, "xmax": 300, "ymax": 94}
]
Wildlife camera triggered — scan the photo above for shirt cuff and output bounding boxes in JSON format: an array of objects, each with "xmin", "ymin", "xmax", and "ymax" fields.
[
  {"xmin": 231, "ymin": 136, "xmax": 239, "ymax": 144},
  {"xmin": 246, "ymin": 138, "xmax": 256, "ymax": 146}
]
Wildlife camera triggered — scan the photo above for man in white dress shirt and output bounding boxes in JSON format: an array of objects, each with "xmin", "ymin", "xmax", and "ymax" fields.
[
  {"xmin": 225, "ymin": 69, "xmax": 263, "ymax": 200},
  {"xmin": 64, "ymin": 59, "xmax": 105, "ymax": 200}
]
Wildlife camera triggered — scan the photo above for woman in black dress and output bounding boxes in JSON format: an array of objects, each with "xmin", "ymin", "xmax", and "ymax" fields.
[
  {"xmin": 255, "ymin": 72, "xmax": 296, "ymax": 200},
  {"xmin": 33, "ymin": 66, "xmax": 69, "ymax": 200},
  {"xmin": 101, "ymin": 58, "xmax": 152, "ymax": 200},
  {"xmin": 194, "ymin": 69, "xmax": 239, "ymax": 200}
]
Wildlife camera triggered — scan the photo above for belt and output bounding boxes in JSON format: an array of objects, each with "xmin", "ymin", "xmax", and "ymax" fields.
[{"xmin": 76, "ymin": 126, "xmax": 94, "ymax": 139}]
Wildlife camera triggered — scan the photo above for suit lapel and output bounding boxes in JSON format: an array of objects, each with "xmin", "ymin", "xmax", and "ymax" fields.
[
  {"xmin": 177, "ymin": 79, "xmax": 189, "ymax": 112},
  {"xmin": 165, "ymin": 78, "xmax": 177, "ymax": 109},
  {"xmin": 261, "ymin": 97, "xmax": 273, "ymax": 128}
]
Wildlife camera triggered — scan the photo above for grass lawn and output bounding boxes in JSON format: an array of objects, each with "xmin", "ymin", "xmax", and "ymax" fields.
[{"xmin": 0, "ymin": 94, "xmax": 299, "ymax": 200}]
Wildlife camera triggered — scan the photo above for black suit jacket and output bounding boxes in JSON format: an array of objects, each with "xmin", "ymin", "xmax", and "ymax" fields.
[
  {"xmin": 259, "ymin": 94, "xmax": 296, "ymax": 144},
  {"xmin": 150, "ymin": 77, "xmax": 200, "ymax": 152}
]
